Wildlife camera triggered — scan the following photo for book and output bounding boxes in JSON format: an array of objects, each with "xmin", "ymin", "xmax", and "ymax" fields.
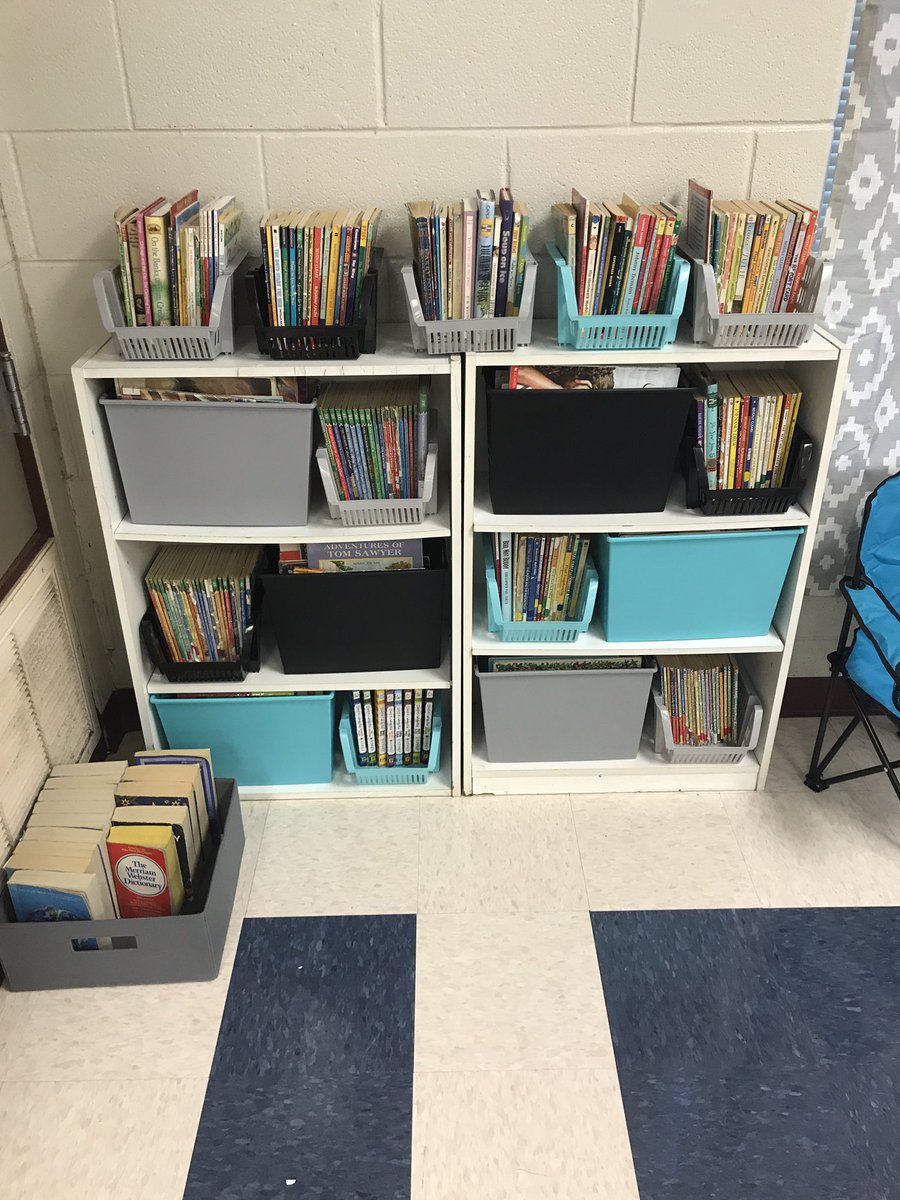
[
  {"xmin": 117, "ymin": 763, "xmax": 210, "ymax": 858},
  {"xmin": 110, "ymin": 804, "xmax": 198, "ymax": 899},
  {"xmin": 113, "ymin": 205, "xmax": 139, "ymax": 326},
  {"xmin": 485, "ymin": 656, "xmax": 641, "ymax": 671},
  {"xmin": 50, "ymin": 761, "xmax": 128, "ymax": 779},
  {"xmin": 494, "ymin": 188, "xmax": 515, "ymax": 317},
  {"xmin": 7, "ymin": 869, "xmax": 115, "ymax": 923},
  {"xmin": 496, "ymin": 534, "xmax": 591, "ymax": 622},
  {"xmin": 132, "ymin": 196, "xmax": 165, "ymax": 326},
  {"xmin": 133, "ymin": 749, "xmax": 219, "ymax": 841},
  {"xmin": 19, "ymin": 824, "xmax": 119, "ymax": 915},
  {"xmin": 106, "ymin": 826, "xmax": 185, "ymax": 918},
  {"xmin": 144, "ymin": 201, "xmax": 174, "ymax": 325},
  {"xmin": 304, "ymin": 539, "xmax": 423, "ymax": 572}
]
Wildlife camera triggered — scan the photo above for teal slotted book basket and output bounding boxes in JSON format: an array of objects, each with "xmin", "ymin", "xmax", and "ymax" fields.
[{"xmin": 549, "ymin": 243, "xmax": 689, "ymax": 351}]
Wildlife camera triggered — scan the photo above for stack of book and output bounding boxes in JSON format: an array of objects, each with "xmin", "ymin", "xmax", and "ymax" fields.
[
  {"xmin": 552, "ymin": 191, "xmax": 683, "ymax": 318},
  {"xmin": 3, "ymin": 752, "xmax": 219, "ymax": 924},
  {"xmin": 658, "ymin": 656, "xmax": 753, "ymax": 747},
  {"xmin": 113, "ymin": 194, "xmax": 241, "ymax": 327},
  {"xmin": 145, "ymin": 546, "xmax": 260, "ymax": 663},
  {"xmin": 406, "ymin": 189, "xmax": 530, "ymax": 321},
  {"xmin": 483, "ymin": 655, "xmax": 641, "ymax": 672},
  {"xmin": 278, "ymin": 539, "xmax": 424, "ymax": 574},
  {"xmin": 686, "ymin": 367, "xmax": 803, "ymax": 491},
  {"xmin": 490, "ymin": 534, "xmax": 591, "ymax": 623},
  {"xmin": 115, "ymin": 375, "xmax": 311, "ymax": 404},
  {"xmin": 348, "ymin": 689, "xmax": 437, "ymax": 768},
  {"xmin": 258, "ymin": 209, "xmax": 381, "ymax": 328},
  {"xmin": 685, "ymin": 180, "xmax": 817, "ymax": 314},
  {"xmin": 317, "ymin": 379, "xmax": 430, "ymax": 502}
]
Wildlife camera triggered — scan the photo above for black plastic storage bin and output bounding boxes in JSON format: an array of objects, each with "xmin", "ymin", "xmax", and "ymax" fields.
[
  {"xmin": 682, "ymin": 427, "xmax": 814, "ymax": 517},
  {"xmin": 140, "ymin": 588, "xmax": 262, "ymax": 684},
  {"xmin": 246, "ymin": 247, "xmax": 382, "ymax": 361},
  {"xmin": 485, "ymin": 382, "xmax": 695, "ymax": 513},
  {"xmin": 262, "ymin": 540, "xmax": 448, "ymax": 673}
]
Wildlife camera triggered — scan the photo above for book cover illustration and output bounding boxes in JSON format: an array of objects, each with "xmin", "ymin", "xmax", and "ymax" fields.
[{"xmin": 306, "ymin": 540, "xmax": 423, "ymax": 572}]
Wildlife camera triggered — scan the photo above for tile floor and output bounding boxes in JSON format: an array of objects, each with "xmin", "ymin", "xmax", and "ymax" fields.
[{"xmin": 1, "ymin": 715, "xmax": 899, "ymax": 1198}]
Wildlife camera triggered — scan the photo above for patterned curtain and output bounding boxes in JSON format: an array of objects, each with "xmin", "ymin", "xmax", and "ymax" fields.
[{"xmin": 812, "ymin": 0, "xmax": 900, "ymax": 593}]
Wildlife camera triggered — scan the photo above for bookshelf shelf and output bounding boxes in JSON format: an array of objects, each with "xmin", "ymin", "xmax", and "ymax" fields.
[
  {"xmin": 148, "ymin": 645, "xmax": 453, "ymax": 695},
  {"xmin": 473, "ymin": 481, "xmax": 810, "ymax": 535},
  {"xmin": 462, "ymin": 326, "xmax": 850, "ymax": 796},
  {"xmin": 114, "ymin": 494, "xmax": 453, "ymax": 544},
  {"xmin": 72, "ymin": 330, "xmax": 463, "ymax": 798}
]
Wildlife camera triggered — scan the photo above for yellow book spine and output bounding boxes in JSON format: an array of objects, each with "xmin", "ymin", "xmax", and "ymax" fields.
[
  {"xmin": 725, "ymin": 212, "xmax": 746, "ymax": 313},
  {"xmin": 728, "ymin": 396, "xmax": 741, "ymax": 489},
  {"xmin": 743, "ymin": 214, "xmax": 768, "ymax": 313},
  {"xmin": 767, "ymin": 392, "xmax": 784, "ymax": 483},
  {"xmin": 326, "ymin": 223, "xmax": 342, "ymax": 324}
]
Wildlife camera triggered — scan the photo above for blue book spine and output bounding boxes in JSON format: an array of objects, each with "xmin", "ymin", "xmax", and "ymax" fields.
[
  {"xmin": 475, "ymin": 196, "xmax": 495, "ymax": 318},
  {"xmin": 375, "ymin": 414, "xmax": 389, "ymax": 497},
  {"xmin": 705, "ymin": 394, "xmax": 719, "ymax": 491},
  {"xmin": 353, "ymin": 417, "xmax": 373, "ymax": 500},
  {"xmin": 524, "ymin": 537, "xmax": 537, "ymax": 621},
  {"xmin": 348, "ymin": 416, "xmax": 370, "ymax": 500},
  {"xmin": 8, "ymin": 881, "xmax": 92, "ymax": 922},
  {"xmin": 335, "ymin": 415, "xmax": 359, "ymax": 499}
]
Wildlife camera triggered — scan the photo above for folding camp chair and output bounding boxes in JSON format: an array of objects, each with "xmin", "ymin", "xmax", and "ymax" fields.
[{"xmin": 805, "ymin": 470, "xmax": 900, "ymax": 798}]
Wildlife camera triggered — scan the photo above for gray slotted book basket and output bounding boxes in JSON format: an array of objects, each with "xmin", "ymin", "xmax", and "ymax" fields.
[
  {"xmin": 93, "ymin": 252, "xmax": 245, "ymax": 361},
  {"xmin": 687, "ymin": 251, "xmax": 831, "ymax": 349},
  {"xmin": 402, "ymin": 252, "xmax": 537, "ymax": 353}
]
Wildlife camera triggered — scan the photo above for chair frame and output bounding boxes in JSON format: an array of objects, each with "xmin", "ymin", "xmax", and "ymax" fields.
[{"xmin": 805, "ymin": 474, "xmax": 900, "ymax": 798}]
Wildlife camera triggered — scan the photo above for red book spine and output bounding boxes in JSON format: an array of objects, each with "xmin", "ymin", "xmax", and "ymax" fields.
[
  {"xmin": 786, "ymin": 211, "xmax": 817, "ymax": 312},
  {"xmin": 108, "ymin": 840, "xmax": 176, "ymax": 918},
  {"xmin": 137, "ymin": 213, "xmax": 154, "ymax": 327},
  {"xmin": 647, "ymin": 229, "xmax": 673, "ymax": 314},
  {"xmin": 325, "ymin": 421, "xmax": 351, "ymax": 500}
]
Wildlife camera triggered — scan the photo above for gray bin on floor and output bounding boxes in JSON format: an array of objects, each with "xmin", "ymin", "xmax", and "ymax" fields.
[
  {"xmin": 100, "ymin": 397, "xmax": 316, "ymax": 526},
  {"xmin": 475, "ymin": 664, "xmax": 655, "ymax": 762},
  {"xmin": 0, "ymin": 781, "xmax": 244, "ymax": 991}
]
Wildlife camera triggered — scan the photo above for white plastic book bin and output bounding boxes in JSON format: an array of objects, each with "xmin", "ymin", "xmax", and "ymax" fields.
[
  {"xmin": 402, "ymin": 252, "xmax": 537, "ymax": 354},
  {"xmin": 687, "ymin": 250, "xmax": 831, "ymax": 349},
  {"xmin": 651, "ymin": 684, "xmax": 763, "ymax": 765},
  {"xmin": 316, "ymin": 443, "xmax": 439, "ymax": 526},
  {"xmin": 93, "ymin": 252, "xmax": 245, "ymax": 361}
]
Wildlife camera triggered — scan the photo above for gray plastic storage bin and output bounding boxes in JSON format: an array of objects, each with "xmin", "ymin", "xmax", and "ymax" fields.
[
  {"xmin": 100, "ymin": 397, "xmax": 316, "ymax": 526},
  {"xmin": 0, "ymin": 780, "xmax": 244, "ymax": 991},
  {"xmin": 475, "ymin": 662, "xmax": 655, "ymax": 762}
]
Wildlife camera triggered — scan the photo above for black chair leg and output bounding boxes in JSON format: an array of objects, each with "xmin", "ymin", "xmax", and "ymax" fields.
[
  {"xmin": 852, "ymin": 681, "xmax": 900, "ymax": 806},
  {"xmin": 805, "ymin": 668, "xmax": 845, "ymax": 792}
]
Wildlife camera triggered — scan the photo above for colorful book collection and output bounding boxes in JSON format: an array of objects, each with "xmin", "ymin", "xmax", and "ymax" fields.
[
  {"xmin": 658, "ymin": 656, "xmax": 750, "ymax": 747},
  {"xmin": 407, "ymin": 189, "xmax": 530, "ymax": 322},
  {"xmin": 349, "ymin": 689, "xmax": 437, "ymax": 768},
  {"xmin": 483, "ymin": 656, "xmax": 642, "ymax": 672},
  {"xmin": 4, "ymin": 752, "xmax": 220, "ymax": 925},
  {"xmin": 687, "ymin": 367, "xmax": 803, "ymax": 492},
  {"xmin": 113, "ymin": 193, "xmax": 241, "ymax": 327},
  {"xmin": 258, "ymin": 208, "xmax": 381, "ymax": 328},
  {"xmin": 686, "ymin": 180, "xmax": 817, "ymax": 315},
  {"xmin": 491, "ymin": 533, "xmax": 592, "ymax": 623},
  {"xmin": 318, "ymin": 379, "xmax": 430, "ymax": 501},
  {"xmin": 553, "ymin": 190, "xmax": 684, "ymax": 318},
  {"xmin": 115, "ymin": 375, "xmax": 311, "ymax": 404},
  {"xmin": 145, "ymin": 546, "xmax": 260, "ymax": 664}
]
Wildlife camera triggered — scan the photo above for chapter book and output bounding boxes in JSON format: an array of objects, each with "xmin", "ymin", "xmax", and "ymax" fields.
[
  {"xmin": 106, "ymin": 826, "xmax": 185, "ymax": 918},
  {"xmin": 658, "ymin": 655, "xmax": 755, "ymax": 747},
  {"xmin": 349, "ymin": 688, "xmax": 437, "ymax": 767},
  {"xmin": 6, "ymin": 869, "xmax": 115, "ymax": 923},
  {"xmin": 132, "ymin": 749, "xmax": 219, "ymax": 841},
  {"xmin": 407, "ymin": 191, "xmax": 529, "ymax": 321},
  {"xmin": 489, "ymin": 533, "xmax": 592, "ymax": 623},
  {"xmin": 50, "ymin": 761, "xmax": 128, "ymax": 779},
  {"xmin": 117, "ymin": 762, "xmax": 210, "ymax": 857},
  {"xmin": 288, "ymin": 539, "xmax": 424, "ymax": 573},
  {"xmin": 687, "ymin": 181, "xmax": 817, "ymax": 314}
]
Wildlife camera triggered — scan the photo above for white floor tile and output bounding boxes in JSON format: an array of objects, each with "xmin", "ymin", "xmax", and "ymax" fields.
[
  {"xmin": 412, "ymin": 1067, "xmax": 639, "ymax": 1200},
  {"xmin": 418, "ymin": 794, "xmax": 587, "ymax": 914},
  {"xmin": 414, "ymin": 912, "xmax": 612, "ymax": 1072},
  {"xmin": 246, "ymin": 797, "xmax": 419, "ymax": 917},
  {"xmin": 0, "ymin": 1077, "xmax": 207, "ymax": 1200},
  {"xmin": 572, "ymin": 792, "xmax": 760, "ymax": 910}
]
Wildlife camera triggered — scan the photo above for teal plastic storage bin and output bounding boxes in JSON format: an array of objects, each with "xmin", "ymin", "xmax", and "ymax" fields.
[
  {"xmin": 549, "ymin": 244, "xmax": 689, "ymax": 351},
  {"xmin": 483, "ymin": 537, "xmax": 599, "ymax": 642},
  {"xmin": 151, "ymin": 692, "xmax": 335, "ymax": 787},
  {"xmin": 595, "ymin": 529, "xmax": 802, "ymax": 641},
  {"xmin": 338, "ymin": 700, "xmax": 442, "ymax": 785}
]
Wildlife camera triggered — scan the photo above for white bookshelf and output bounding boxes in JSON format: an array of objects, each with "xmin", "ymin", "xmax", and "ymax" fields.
[
  {"xmin": 72, "ymin": 327, "xmax": 463, "ymax": 800},
  {"xmin": 462, "ymin": 320, "xmax": 849, "ymax": 796}
]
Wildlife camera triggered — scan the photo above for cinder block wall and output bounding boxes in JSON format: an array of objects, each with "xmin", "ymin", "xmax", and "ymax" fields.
[{"xmin": 0, "ymin": 0, "xmax": 854, "ymax": 684}]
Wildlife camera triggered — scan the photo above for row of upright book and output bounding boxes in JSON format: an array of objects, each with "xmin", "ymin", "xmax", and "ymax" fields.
[
  {"xmin": 406, "ymin": 189, "xmax": 530, "ymax": 322},
  {"xmin": 490, "ymin": 534, "xmax": 592, "ymax": 623},
  {"xmin": 348, "ymin": 689, "xmax": 437, "ymax": 768},
  {"xmin": 4, "ymin": 752, "xmax": 220, "ymax": 925},
  {"xmin": 113, "ymin": 193, "xmax": 241, "ymax": 327}
]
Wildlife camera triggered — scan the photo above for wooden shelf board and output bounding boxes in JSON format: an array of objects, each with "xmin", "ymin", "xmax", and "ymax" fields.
[
  {"xmin": 469, "ymin": 320, "xmax": 842, "ymax": 367},
  {"xmin": 79, "ymin": 325, "xmax": 452, "ymax": 379},
  {"xmin": 148, "ymin": 642, "xmax": 453, "ymax": 695}
]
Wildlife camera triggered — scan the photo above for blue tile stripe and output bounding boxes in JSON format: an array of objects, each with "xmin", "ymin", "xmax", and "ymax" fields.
[
  {"xmin": 184, "ymin": 915, "xmax": 416, "ymax": 1199},
  {"xmin": 591, "ymin": 908, "xmax": 900, "ymax": 1199}
]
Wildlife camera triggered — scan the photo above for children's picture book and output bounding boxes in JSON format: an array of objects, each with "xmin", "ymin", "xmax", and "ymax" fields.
[
  {"xmin": 485, "ymin": 657, "xmax": 643, "ymax": 672},
  {"xmin": 115, "ymin": 376, "xmax": 309, "ymax": 403},
  {"xmin": 305, "ymin": 540, "xmax": 423, "ymax": 572},
  {"xmin": 501, "ymin": 364, "xmax": 681, "ymax": 390}
]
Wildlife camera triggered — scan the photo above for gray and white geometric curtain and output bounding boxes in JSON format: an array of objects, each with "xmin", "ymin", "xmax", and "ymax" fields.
[{"xmin": 812, "ymin": 0, "xmax": 900, "ymax": 593}]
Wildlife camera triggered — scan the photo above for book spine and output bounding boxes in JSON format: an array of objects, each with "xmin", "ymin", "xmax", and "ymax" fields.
[
  {"xmin": 326, "ymin": 223, "xmax": 342, "ymax": 323},
  {"xmin": 431, "ymin": 212, "xmax": 443, "ymax": 320},
  {"xmin": 394, "ymin": 692, "xmax": 403, "ymax": 767},
  {"xmin": 499, "ymin": 532, "xmax": 512, "ymax": 623},
  {"xmin": 165, "ymin": 218, "xmax": 180, "ymax": 327},
  {"xmin": 787, "ymin": 212, "xmax": 817, "ymax": 312},
  {"xmin": 657, "ymin": 212, "xmax": 682, "ymax": 313},
  {"xmin": 704, "ymin": 393, "xmax": 718, "ymax": 490},
  {"xmin": 136, "ymin": 215, "xmax": 154, "ymax": 326},
  {"xmin": 411, "ymin": 214, "xmax": 436, "ymax": 322},
  {"xmin": 385, "ymin": 689, "xmax": 396, "ymax": 767},
  {"xmin": 494, "ymin": 194, "xmax": 514, "ymax": 317},
  {"xmin": 513, "ymin": 210, "xmax": 529, "ymax": 315},
  {"xmin": 375, "ymin": 691, "xmax": 386, "ymax": 767},
  {"xmin": 351, "ymin": 691, "xmax": 367, "ymax": 765},
  {"xmin": 475, "ymin": 198, "xmax": 495, "ymax": 318},
  {"xmin": 271, "ymin": 223, "xmax": 285, "ymax": 326},
  {"xmin": 647, "ymin": 217, "xmax": 674, "ymax": 314},
  {"xmin": 412, "ymin": 690, "xmax": 423, "ymax": 766},
  {"xmin": 725, "ymin": 212, "xmax": 746, "ymax": 313},
  {"xmin": 422, "ymin": 690, "xmax": 435, "ymax": 759},
  {"xmin": 126, "ymin": 222, "xmax": 147, "ymax": 326},
  {"xmin": 767, "ymin": 213, "xmax": 794, "ymax": 313},
  {"xmin": 345, "ymin": 224, "xmax": 362, "ymax": 327},
  {"xmin": 403, "ymin": 689, "xmax": 413, "ymax": 767},
  {"xmin": 610, "ymin": 226, "xmax": 633, "ymax": 315},
  {"xmin": 338, "ymin": 223, "xmax": 354, "ymax": 324},
  {"xmin": 638, "ymin": 217, "xmax": 664, "ymax": 313},
  {"xmin": 487, "ymin": 213, "xmax": 501, "ymax": 318},
  {"xmin": 116, "ymin": 222, "xmax": 136, "ymax": 327},
  {"xmin": 288, "ymin": 224, "xmax": 298, "ymax": 326},
  {"xmin": 362, "ymin": 691, "xmax": 376, "ymax": 767},
  {"xmin": 620, "ymin": 213, "xmax": 647, "ymax": 315},
  {"xmin": 735, "ymin": 395, "xmax": 750, "ymax": 489},
  {"xmin": 742, "ymin": 214, "xmax": 768, "ymax": 313},
  {"xmin": 632, "ymin": 217, "xmax": 657, "ymax": 315},
  {"xmin": 462, "ymin": 207, "xmax": 476, "ymax": 320},
  {"xmin": 733, "ymin": 214, "xmax": 756, "ymax": 311}
]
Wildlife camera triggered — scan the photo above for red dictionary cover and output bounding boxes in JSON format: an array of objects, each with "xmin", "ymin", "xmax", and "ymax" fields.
[{"xmin": 107, "ymin": 839, "xmax": 177, "ymax": 918}]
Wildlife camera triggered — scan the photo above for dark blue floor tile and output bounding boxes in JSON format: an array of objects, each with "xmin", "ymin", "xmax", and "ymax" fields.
[
  {"xmin": 617, "ymin": 1061, "xmax": 900, "ymax": 1200},
  {"xmin": 183, "ymin": 1073, "xmax": 412, "ymax": 1200},
  {"xmin": 590, "ymin": 909, "xmax": 820, "ymax": 1071},
  {"xmin": 210, "ymin": 915, "xmax": 416, "ymax": 1081}
]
